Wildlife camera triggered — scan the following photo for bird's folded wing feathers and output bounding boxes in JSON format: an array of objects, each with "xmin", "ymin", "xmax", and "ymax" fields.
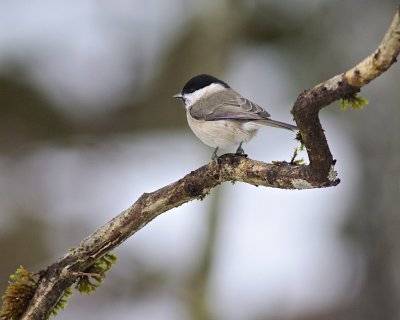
[{"xmin": 189, "ymin": 90, "xmax": 271, "ymax": 121}]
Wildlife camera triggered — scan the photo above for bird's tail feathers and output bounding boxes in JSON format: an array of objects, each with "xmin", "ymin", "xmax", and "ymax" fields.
[{"xmin": 257, "ymin": 119, "xmax": 298, "ymax": 131}]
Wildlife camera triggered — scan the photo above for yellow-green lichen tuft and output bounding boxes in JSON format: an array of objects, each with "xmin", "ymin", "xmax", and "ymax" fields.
[
  {"xmin": 1, "ymin": 266, "xmax": 37, "ymax": 320},
  {"xmin": 75, "ymin": 253, "xmax": 118, "ymax": 294},
  {"xmin": 290, "ymin": 146, "xmax": 305, "ymax": 165},
  {"xmin": 339, "ymin": 93, "xmax": 368, "ymax": 110},
  {"xmin": 51, "ymin": 287, "xmax": 73, "ymax": 317},
  {"xmin": 198, "ymin": 189, "xmax": 211, "ymax": 201}
]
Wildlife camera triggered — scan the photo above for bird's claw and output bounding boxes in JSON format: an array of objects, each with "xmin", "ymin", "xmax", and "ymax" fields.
[{"xmin": 235, "ymin": 142, "xmax": 246, "ymax": 156}]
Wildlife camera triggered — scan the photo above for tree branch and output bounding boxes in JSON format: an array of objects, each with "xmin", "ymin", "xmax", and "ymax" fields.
[
  {"xmin": 292, "ymin": 5, "xmax": 400, "ymax": 181},
  {"xmin": 15, "ymin": 6, "xmax": 400, "ymax": 320}
]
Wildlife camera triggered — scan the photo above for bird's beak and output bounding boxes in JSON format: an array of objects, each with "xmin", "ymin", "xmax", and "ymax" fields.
[{"xmin": 173, "ymin": 92, "xmax": 183, "ymax": 99}]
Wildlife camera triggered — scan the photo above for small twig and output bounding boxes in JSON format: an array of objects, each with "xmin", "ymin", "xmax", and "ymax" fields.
[{"xmin": 69, "ymin": 272, "xmax": 104, "ymax": 278}]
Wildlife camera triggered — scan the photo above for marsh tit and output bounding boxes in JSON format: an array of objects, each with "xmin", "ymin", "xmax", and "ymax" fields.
[{"xmin": 174, "ymin": 74, "xmax": 297, "ymax": 161}]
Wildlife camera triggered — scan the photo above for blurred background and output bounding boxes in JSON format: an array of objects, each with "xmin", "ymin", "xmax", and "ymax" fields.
[{"xmin": 0, "ymin": 1, "xmax": 399, "ymax": 319}]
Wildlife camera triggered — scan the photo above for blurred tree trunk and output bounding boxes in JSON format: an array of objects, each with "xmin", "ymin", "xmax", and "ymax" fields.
[{"xmin": 345, "ymin": 76, "xmax": 400, "ymax": 320}]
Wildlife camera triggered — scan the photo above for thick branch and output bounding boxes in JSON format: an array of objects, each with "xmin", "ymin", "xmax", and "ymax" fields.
[
  {"xmin": 17, "ymin": 6, "xmax": 400, "ymax": 320},
  {"xmin": 20, "ymin": 156, "xmax": 328, "ymax": 320}
]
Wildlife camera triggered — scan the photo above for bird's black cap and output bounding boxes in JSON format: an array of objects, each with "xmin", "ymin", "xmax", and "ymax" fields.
[{"xmin": 181, "ymin": 74, "xmax": 230, "ymax": 95}]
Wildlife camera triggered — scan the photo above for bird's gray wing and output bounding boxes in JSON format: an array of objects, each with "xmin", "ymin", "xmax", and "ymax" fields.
[{"xmin": 189, "ymin": 90, "xmax": 271, "ymax": 121}]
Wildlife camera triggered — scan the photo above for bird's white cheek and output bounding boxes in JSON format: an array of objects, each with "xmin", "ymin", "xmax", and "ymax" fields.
[
  {"xmin": 183, "ymin": 88, "xmax": 208, "ymax": 109},
  {"xmin": 183, "ymin": 83, "xmax": 226, "ymax": 109}
]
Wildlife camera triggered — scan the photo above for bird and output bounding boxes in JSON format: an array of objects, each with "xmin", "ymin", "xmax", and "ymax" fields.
[{"xmin": 173, "ymin": 74, "xmax": 297, "ymax": 161}]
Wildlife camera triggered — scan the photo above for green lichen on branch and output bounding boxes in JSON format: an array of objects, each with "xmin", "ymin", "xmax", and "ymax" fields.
[
  {"xmin": 1, "ymin": 266, "xmax": 37, "ymax": 320},
  {"xmin": 197, "ymin": 189, "xmax": 211, "ymax": 201},
  {"xmin": 339, "ymin": 93, "xmax": 369, "ymax": 110},
  {"xmin": 290, "ymin": 146, "xmax": 305, "ymax": 165},
  {"xmin": 51, "ymin": 287, "xmax": 73, "ymax": 317},
  {"xmin": 52, "ymin": 252, "xmax": 118, "ymax": 316},
  {"xmin": 1, "ymin": 253, "xmax": 118, "ymax": 319},
  {"xmin": 75, "ymin": 253, "xmax": 118, "ymax": 294}
]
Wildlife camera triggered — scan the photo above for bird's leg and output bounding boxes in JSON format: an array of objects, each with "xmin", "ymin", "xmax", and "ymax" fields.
[
  {"xmin": 211, "ymin": 147, "xmax": 219, "ymax": 162},
  {"xmin": 235, "ymin": 142, "xmax": 245, "ymax": 155}
]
